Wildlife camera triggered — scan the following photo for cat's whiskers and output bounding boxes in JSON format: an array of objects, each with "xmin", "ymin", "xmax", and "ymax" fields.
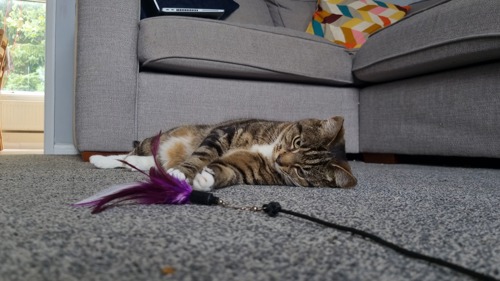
[{"xmin": 283, "ymin": 173, "xmax": 302, "ymax": 187}]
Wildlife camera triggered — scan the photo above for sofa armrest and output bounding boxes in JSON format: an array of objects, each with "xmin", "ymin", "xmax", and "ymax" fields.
[{"xmin": 75, "ymin": 0, "xmax": 140, "ymax": 152}]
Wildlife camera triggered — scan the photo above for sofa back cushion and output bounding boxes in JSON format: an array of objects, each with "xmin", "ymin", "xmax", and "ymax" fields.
[
  {"xmin": 353, "ymin": 0, "xmax": 500, "ymax": 83},
  {"xmin": 265, "ymin": 0, "xmax": 318, "ymax": 31},
  {"xmin": 225, "ymin": 0, "xmax": 275, "ymax": 26},
  {"xmin": 224, "ymin": 0, "xmax": 318, "ymax": 30}
]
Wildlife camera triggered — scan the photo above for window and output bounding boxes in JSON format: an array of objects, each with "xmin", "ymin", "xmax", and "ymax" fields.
[
  {"xmin": 0, "ymin": 0, "xmax": 45, "ymax": 152},
  {"xmin": 1, "ymin": 0, "xmax": 46, "ymax": 93}
]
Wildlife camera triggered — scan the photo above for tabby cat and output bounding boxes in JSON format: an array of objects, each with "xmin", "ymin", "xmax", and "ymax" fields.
[{"xmin": 90, "ymin": 116, "xmax": 357, "ymax": 191}]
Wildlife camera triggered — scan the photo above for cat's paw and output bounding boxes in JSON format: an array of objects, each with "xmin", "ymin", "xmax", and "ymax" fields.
[
  {"xmin": 90, "ymin": 155, "xmax": 125, "ymax": 169},
  {"xmin": 122, "ymin": 155, "xmax": 154, "ymax": 171},
  {"xmin": 192, "ymin": 168, "xmax": 215, "ymax": 191},
  {"xmin": 167, "ymin": 168, "xmax": 187, "ymax": 181}
]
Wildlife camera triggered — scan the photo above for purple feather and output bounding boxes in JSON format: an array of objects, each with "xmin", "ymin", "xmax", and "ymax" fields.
[{"xmin": 74, "ymin": 132, "xmax": 193, "ymax": 213}]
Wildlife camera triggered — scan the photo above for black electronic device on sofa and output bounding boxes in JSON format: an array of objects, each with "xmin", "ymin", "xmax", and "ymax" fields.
[{"xmin": 141, "ymin": 0, "xmax": 239, "ymax": 20}]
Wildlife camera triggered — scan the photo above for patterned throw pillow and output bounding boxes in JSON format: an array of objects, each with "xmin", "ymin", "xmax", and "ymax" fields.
[{"xmin": 306, "ymin": 0, "xmax": 410, "ymax": 49}]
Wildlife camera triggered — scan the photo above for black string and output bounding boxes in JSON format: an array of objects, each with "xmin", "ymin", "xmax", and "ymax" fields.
[{"xmin": 262, "ymin": 202, "xmax": 498, "ymax": 281}]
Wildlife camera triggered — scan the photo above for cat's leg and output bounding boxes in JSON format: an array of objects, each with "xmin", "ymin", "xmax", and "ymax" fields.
[
  {"xmin": 167, "ymin": 129, "xmax": 234, "ymax": 182},
  {"xmin": 90, "ymin": 154, "xmax": 155, "ymax": 171},
  {"xmin": 191, "ymin": 150, "xmax": 283, "ymax": 190},
  {"xmin": 122, "ymin": 155, "xmax": 155, "ymax": 171},
  {"xmin": 90, "ymin": 155, "xmax": 128, "ymax": 169}
]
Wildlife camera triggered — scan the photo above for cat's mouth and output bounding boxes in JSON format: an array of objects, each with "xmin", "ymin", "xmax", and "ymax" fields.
[
  {"xmin": 274, "ymin": 150, "xmax": 298, "ymax": 167},
  {"xmin": 273, "ymin": 150, "xmax": 302, "ymax": 186},
  {"xmin": 273, "ymin": 150, "xmax": 288, "ymax": 172}
]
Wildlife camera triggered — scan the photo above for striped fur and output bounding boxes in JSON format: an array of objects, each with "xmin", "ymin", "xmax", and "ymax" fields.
[{"xmin": 130, "ymin": 117, "xmax": 357, "ymax": 189}]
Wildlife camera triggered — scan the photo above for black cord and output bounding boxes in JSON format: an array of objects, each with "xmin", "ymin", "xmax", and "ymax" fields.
[{"xmin": 262, "ymin": 202, "xmax": 498, "ymax": 281}]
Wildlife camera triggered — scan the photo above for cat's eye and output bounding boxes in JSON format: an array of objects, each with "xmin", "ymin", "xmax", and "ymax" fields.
[{"xmin": 293, "ymin": 136, "xmax": 301, "ymax": 148}]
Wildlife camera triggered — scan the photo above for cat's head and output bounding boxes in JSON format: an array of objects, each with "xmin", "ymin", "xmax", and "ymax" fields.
[{"xmin": 273, "ymin": 116, "xmax": 357, "ymax": 188}]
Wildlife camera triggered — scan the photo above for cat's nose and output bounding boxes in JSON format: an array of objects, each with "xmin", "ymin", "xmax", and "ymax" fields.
[{"xmin": 276, "ymin": 155, "xmax": 283, "ymax": 166}]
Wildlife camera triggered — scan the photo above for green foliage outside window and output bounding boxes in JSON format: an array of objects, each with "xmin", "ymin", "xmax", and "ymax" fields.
[{"xmin": 1, "ymin": 0, "xmax": 46, "ymax": 92}]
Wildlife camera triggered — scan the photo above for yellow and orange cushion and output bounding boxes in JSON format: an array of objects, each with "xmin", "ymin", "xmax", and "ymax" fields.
[{"xmin": 306, "ymin": 0, "xmax": 410, "ymax": 49}]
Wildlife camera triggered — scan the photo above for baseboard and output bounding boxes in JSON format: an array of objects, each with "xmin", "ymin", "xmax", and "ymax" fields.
[
  {"xmin": 360, "ymin": 153, "xmax": 500, "ymax": 169},
  {"xmin": 53, "ymin": 143, "xmax": 79, "ymax": 155}
]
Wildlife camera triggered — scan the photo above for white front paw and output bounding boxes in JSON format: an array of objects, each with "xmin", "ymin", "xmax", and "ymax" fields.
[
  {"xmin": 192, "ymin": 168, "xmax": 215, "ymax": 191},
  {"xmin": 167, "ymin": 168, "xmax": 187, "ymax": 181}
]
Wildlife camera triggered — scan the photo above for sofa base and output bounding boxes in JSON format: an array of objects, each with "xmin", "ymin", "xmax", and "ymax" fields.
[
  {"xmin": 360, "ymin": 61, "xmax": 500, "ymax": 159},
  {"xmin": 136, "ymin": 72, "xmax": 360, "ymax": 153}
]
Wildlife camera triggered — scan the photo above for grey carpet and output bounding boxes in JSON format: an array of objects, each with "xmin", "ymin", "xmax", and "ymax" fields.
[{"xmin": 0, "ymin": 155, "xmax": 499, "ymax": 281}]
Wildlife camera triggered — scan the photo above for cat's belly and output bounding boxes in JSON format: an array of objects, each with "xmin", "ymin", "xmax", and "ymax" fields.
[{"xmin": 158, "ymin": 136, "xmax": 195, "ymax": 168}]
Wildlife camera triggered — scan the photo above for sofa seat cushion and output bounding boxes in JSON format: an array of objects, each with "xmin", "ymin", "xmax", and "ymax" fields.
[
  {"xmin": 353, "ymin": 0, "xmax": 500, "ymax": 83},
  {"xmin": 138, "ymin": 17, "xmax": 354, "ymax": 86}
]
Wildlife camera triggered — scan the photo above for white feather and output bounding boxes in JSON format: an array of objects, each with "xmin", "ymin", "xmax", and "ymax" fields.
[{"xmin": 74, "ymin": 182, "xmax": 138, "ymax": 205}]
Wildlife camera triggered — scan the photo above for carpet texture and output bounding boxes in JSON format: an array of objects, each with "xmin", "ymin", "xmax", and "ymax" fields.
[{"xmin": 0, "ymin": 155, "xmax": 499, "ymax": 281}]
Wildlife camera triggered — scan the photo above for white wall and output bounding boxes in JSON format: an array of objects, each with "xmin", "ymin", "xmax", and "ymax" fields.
[{"xmin": 44, "ymin": 0, "xmax": 77, "ymax": 154}]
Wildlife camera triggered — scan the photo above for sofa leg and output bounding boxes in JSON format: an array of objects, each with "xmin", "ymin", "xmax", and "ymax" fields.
[{"xmin": 362, "ymin": 153, "xmax": 399, "ymax": 164}]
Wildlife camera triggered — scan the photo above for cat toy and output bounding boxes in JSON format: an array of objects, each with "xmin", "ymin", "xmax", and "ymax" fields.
[
  {"xmin": 74, "ymin": 133, "xmax": 497, "ymax": 281},
  {"xmin": 73, "ymin": 133, "xmax": 222, "ymax": 213}
]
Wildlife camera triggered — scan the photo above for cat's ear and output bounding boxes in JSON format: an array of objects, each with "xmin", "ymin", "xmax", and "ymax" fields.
[
  {"xmin": 323, "ymin": 116, "xmax": 344, "ymax": 137},
  {"xmin": 327, "ymin": 162, "xmax": 357, "ymax": 188}
]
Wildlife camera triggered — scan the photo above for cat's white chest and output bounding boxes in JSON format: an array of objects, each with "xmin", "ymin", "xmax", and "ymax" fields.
[{"xmin": 250, "ymin": 143, "xmax": 275, "ymax": 159}]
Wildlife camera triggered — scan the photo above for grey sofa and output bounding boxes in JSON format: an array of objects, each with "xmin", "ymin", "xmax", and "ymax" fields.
[{"xmin": 75, "ymin": 0, "xmax": 500, "ymax": 160}]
